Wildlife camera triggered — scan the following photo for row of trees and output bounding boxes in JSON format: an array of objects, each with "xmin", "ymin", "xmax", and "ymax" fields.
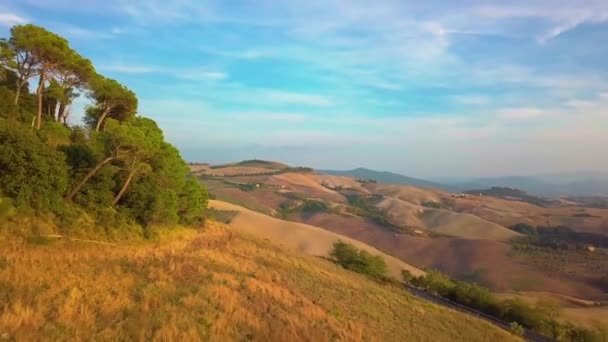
[
  {"xmin": 0, "ymin": 24, "xmax": 136, "ymax": 130},
  {"xmin": 406, "ymin": 270, "xmax": 607, "ymax": 341},
  {"xmin": 0, "ymin": 24, "xmax": 207, "ymax": 237}
]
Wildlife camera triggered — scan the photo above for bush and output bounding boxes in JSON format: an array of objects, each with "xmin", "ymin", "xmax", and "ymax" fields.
[
  {"xmin": 409, "ymin": 269, "xmax": 608, "ymax": 339},
  {"xmin": 330, "ymin": 240, "xmax": 388, "ymax": 279},
  {"xmin": 0, "ymin": 196, "xmax": 16, "ymax": 221},
  {"xmin": 0, "ymin": 86, "xmax": 18, "ymax": 119},
  {"xmin": 509, "ymin": 322, "xmax": 524, "ymax": 337},
  {"xmin": 301, "ymin": 199, "xmax": 329, "ymax": 213},
  {"xmin": 37, "ymin": 121, "xmax": 71, "ymax": 147},
  {"xmin": 401, "ymin": 269, "xmax": 414, "ymax": 283},
  {"xmin": 346, "ymin": 194, "xmax": 393, "ymax": 228},
  {"xmin": 0, "ymin": 118, "xmax": 69, "ymax": 211}
]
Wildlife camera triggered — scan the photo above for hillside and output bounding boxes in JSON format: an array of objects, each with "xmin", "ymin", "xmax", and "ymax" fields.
[
  {"xmin": 0, "ymin": 223, "xmax": 518, "ymax": 341},
  {"xmin": 319, "ymin": 168, "xmax": 450, "ymax": 190},
  {"xmin": 449, "ymin": 175, "xmax": 608, "ymax": 197},
  {"xmin": 195, "ymin": 162, "xmax": 608, "ymax": 308},
  {"xmin": 209, "ymin": 200, "xmax": 424, "ymax": 278}
]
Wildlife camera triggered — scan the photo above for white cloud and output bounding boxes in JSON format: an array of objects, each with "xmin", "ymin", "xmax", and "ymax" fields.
[
  {"xmin": 497, "ymin": 107, "xmax": 544, "ymax": 120},
  {"xmin": 452, "ymin": 95, "xmax": 491, "ymax": 106},
  {"xmin": 177, "ymin": 70, "xmax": 227, "ymax": 81},
  {"xmin": 99, "ymin": 64, "xmax": 227, "ymax": 80},
  {"xmin": 565, "ymin": 99, "xmax": 594, "ymax": 109},
  {"xmin": 0, "ymin": 12, "xmax": 27, "ymax": 26}
]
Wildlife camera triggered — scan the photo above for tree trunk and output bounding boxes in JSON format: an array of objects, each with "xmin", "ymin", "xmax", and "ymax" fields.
[
  {"xmin": 66, "ymin": 156, "xmax": 115, "ymax": 201},
  {"xmin": 95, "ymin": 107, "xmax": 111, "ymax": 131},
  {"xmin": 13, "ymin": 81, "xmax": 22, "ymax": 105},
  {"xmin": 57, "ymin": 101, "xmax": 66, "ymax": 122},
  {"xmin": 113, "ymin": 169, "xmax": 135, "ymax": 206},
  {"xmin": 62, "ymin": 103, "xmax": 71, "ymax": 125},
  {"xmin": 36, "ymin": 72, "xmax": 45, "ymax": 130}
]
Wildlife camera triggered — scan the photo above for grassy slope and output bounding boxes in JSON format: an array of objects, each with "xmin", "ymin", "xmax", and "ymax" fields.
[
  {"xmin": 420, "ymin": 209, "xmax": 521, "ymax": 241},
  {"xmin": 210, "ymin": 200, "xmax": 425, "ymax": 278},
  {"xmin": 0, "ymin": 223, "xmax": 518, "ymax": 341}
]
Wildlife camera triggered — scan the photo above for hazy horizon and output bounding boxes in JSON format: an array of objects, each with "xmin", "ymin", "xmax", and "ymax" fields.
[{"xmin": 2, "ymin": 1, "xmax": 608, "ymax": 178}]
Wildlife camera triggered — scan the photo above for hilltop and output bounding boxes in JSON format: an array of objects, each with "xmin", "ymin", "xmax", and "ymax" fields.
[{"xmin": 318, "ymin": 167, "xmax": 451, "ymax": 190}]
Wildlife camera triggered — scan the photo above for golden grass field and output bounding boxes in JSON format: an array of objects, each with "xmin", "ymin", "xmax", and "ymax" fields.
[{"xmin": 0, "ymin": 222, "xmax": 519, "ymax": 341}]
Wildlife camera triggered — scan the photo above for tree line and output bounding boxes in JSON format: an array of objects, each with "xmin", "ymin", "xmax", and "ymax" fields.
[
  {"xmin": 0, "ymin": 24, "xmax": 207, "ymax": 238},
  {"xmin": 405, "ymin": 269, "xmax": 608, "ymax": 341}
]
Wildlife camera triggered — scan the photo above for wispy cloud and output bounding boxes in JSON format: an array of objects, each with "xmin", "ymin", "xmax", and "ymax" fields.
[
  {"xmin": 497, "ymin": 107, "xmax": 544, "ymax": 120},
  {"xmin": 99, "ymin": 64, "xmax": 227, "ymax": 80},
  {"xmin": 452, "ymin": 95, "xmax": 491, "ymax": 106},
  {"xmin": 0, "ymin": 12, "xmax": 27, "ymax": 26}
]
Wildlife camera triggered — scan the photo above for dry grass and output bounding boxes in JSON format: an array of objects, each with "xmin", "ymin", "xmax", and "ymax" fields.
[
  {"xmin": 420, "ymin": 209, "xmax": 520, "ymax": 241},
  {"xmin": 365, "ymin": 183, "xmax": 447, "ymax": 205},
  {"xmin": 0, "ymin": 222, "xmax": 519, "ymax": 341},
  {"xmin": 210, "ymin": 200, "xmax": 425, "ymax": 277},
  {"xmin": 449, "ymin": 196, "xmax": 608, "ymax": 236}
]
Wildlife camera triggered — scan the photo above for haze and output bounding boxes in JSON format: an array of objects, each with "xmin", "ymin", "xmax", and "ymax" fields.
[{"xmin": 2, "ymin": 0, "xmax": 607, "ymax": 178}]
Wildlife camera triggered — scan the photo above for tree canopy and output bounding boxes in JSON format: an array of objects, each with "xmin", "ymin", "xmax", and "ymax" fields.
[
  {"xmin": 86, "ymin": 75, "xmax": 138, "ymax": 131},
  {"xmin": 0, "ymin": 24, "xmax": 207, "ymax": 238}
]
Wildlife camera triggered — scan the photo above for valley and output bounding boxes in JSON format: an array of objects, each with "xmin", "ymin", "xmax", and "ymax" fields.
[{"xmin": 194, "ymin": 160, "xmax": 608, "ymax": 329}]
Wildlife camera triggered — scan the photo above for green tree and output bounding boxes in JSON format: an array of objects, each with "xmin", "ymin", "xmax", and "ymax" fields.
[
  {"xmin": 4, "ymin": 26, "xmax": 38, "ymax": 105},
  {"xmin": 86, "ymin": 75, "xmax": 137, "ymax": 131},
  {"xmin": 110, "ymin": 117, "xmax": 162, "ymax": 206},
  {"xmin": 178, "ymin": 176, "xmax": 208, "ymax": 224},
  {"xmin": 53, "ymin": 51, "xmax": 94, "ymax": 122},
  {"xmin": 0, "ymin": 39, "xmax": 15, "ymax": 82},
  {"xmin": 411, "ymin": 270, "xmax": 455, "ymax": 296},
  {"xmin": 9, "ymin": 24, "xmax": 72, "ymax": 129},
  {"xmin": 65, "ymin": 118, "xmax": 136, "ymax": 201},
  {"xmin": 330, "ymin": 240, "xmax": 388, "ymax": 279},
  {"xmin": 0, "ymin": 118, "xmax": 68, "ymax": 210}
]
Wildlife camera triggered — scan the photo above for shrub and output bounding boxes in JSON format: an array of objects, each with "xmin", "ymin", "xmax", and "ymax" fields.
[
  {"xmin": 509, "ymin": 322, "xmax": 524, "ymax": 337},
  {"xmin": 301, "ymin": 199, "xmax": 329, "ymax": 213},
  {"xmin": 330, "ymin": 240, "xmax": 388, "ymax": 279},
  {"xmin": 0, "ymin": 118, "xmax": 69, "ymax": 211},
  {"xmin": 401, "ymin": 269, "xmax": 414, "ymax": 283}
]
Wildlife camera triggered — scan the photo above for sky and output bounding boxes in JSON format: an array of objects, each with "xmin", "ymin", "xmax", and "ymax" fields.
[{"xmin": 1, "ymin": 0, "xmax": 608, "ymax": 178}]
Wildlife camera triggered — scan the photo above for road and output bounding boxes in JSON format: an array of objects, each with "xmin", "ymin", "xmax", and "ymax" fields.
[{"xmin": 403, "ymin": 284, "xmax": 554, "ymax": 342}]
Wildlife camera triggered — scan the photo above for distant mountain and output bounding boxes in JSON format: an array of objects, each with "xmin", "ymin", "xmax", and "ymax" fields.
[
  {"xmin": 464, "ymin": 186, "xmax": 556, "ymax": 206},
  {"xmin": 317, "ymin": 168, "xmax": 453, "ymax": 191},
  {"xmin": 447, "ymin": 175, "xmax": 608, "ymax": 197}
]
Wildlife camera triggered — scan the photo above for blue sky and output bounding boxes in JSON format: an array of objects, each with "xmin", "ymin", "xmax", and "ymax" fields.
[{"xmin": 1, "ymin": 1, "xmax": 608, "ymax": 178}]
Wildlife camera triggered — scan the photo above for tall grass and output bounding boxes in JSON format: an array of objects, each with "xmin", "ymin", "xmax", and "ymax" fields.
[{"xmin": 0, "ymin": 222, "xmax": 518, "ymax": 341}]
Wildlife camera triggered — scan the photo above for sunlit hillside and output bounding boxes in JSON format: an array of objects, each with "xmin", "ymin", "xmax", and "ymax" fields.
[{"xmin": 0, "ymin": 223, "xmax": 518, "ymax": 341}]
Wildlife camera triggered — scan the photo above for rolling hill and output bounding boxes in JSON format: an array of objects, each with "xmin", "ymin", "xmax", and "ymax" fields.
[
  {"xmin": 194, "ymin": 161, "xmax": 608, "ymax": 306},
  {"xmin": 318, "ymin": 168, "xmax": 451, "ymax": 190},
  {"xmin": 0, "ymin": 222, "xmax": 517, "ymax": 341},
  {"xmin": 209, "ymin": 200, "xmax": 424, "ymax": 278}
]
